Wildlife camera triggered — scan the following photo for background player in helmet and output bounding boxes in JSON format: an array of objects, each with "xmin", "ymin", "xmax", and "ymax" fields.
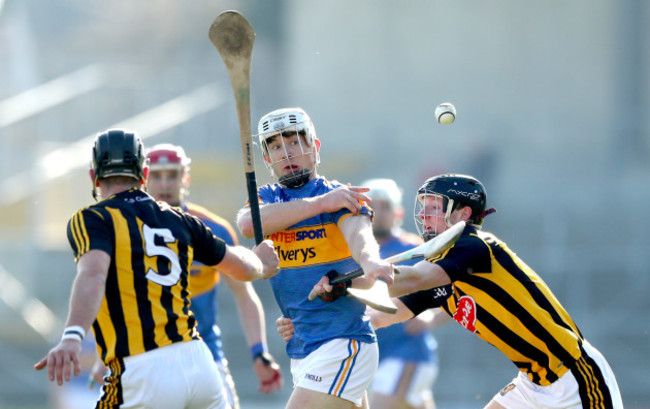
[
  {"xmin": 315, "ymin": 173, "xmax": 623, "ymax": 409},
  {"xmin": 236, "ymin": 107, "xmax": 394, "ymax": 409},
  {"xmin": 360, "ymin": 178, "xmax": 449, "ymax": 409},
  {"xmin": 35, "ymin": 129, "xmax": 280, "ymax": 409},
  {"xmin": 145, "ymin": 143, "xmax": 283, "ymax": 406},
  {"xmin": 276, "ymin": 178, "xmax": 451, "ymax": 409}
]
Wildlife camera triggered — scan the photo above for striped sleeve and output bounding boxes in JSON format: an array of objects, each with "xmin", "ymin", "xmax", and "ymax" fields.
[{"xmin": 66, "ymin": 208, "xmax": 113, "ymax": 262}]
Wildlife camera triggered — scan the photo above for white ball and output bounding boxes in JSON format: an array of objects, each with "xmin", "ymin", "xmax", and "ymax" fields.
[{"xmin": 435, "ymin": 102, "xmax": 456, "ymax": 125}]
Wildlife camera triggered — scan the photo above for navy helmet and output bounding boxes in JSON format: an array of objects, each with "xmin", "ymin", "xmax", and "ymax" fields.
[{"xmin": 92, "ymin": 129, "xmax": 146, "ymax": 181}]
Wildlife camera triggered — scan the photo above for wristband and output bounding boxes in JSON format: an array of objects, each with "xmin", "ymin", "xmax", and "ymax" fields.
[
  {"xmin": 250, "ymin": 342, "xmax": 268, "ymax": 360},
  {"xmin": 62, "ymin": 325, "xmax": 86, "ymax": 342}
]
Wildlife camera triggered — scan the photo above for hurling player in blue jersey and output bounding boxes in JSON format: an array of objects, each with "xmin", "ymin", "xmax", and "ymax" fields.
[
  {"xmin": 277, "ymin": 178, "xmax": 451, "ymax": 409},
  {"xmin": 145, "ymin": 143, "xmax": 283, "ymax": 407},
  {"xmin": 236, "ymin": 107, "xmax": 394, "ymax": 409}
]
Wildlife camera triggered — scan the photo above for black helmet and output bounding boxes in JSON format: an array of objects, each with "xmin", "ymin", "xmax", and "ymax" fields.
[
  {"xmin": 92, "ymin": 129, "xmax": 146, "ymax": 181},
  {"xmin": 417, "ymin": 174, "xmax": 488, "ymax": 226}
]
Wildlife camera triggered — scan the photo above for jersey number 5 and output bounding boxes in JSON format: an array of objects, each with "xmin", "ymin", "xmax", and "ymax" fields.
[{"xmin": 143, "ymin": 224, "xmax": 182, "ymax": 286}]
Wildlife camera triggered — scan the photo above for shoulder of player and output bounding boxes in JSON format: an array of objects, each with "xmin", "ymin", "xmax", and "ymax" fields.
[
  {"xmin": 322, "ymin": 177, "xmax": 342, "ymax": 189},
  {"xmin": 453, "ymin": 226, "xmax": 496, "ymax": 252},
  {"xmin": 184, "ymin": 202, "xmax": 238, "ymax": 241},
  {"xmin": 185, "ymin": 202, "xmax": 224, "ymax": 222}
]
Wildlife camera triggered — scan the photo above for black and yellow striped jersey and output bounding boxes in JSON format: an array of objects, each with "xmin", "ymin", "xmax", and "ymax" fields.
[
  {"xmin": 67, "ymin": 188, "xmax": 226, "ymax": 366},
  {"xmin": 400, "ymin": 224, "xmax": 584, "ymax": 386}
]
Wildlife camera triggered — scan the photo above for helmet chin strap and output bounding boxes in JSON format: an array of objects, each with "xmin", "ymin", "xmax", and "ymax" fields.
[{"xmin": 279, "ymin": 169, "xmax": 312, "ymax": 188}]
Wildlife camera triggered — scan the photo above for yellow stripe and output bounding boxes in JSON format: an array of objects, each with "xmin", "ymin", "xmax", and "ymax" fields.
[
  {"xmin": 71, "ymin": 213, "xmax": 86, "ymax": 259},
  {"xmin": 188, "ymin": 264, "xmax": 218, "ymax": 295},
  {"xmin": 456, "ymin": 275, "xmax": 569, "ymax": 383},
  {"xmin": 582, "ymin": 355, "xmax": 607, "ymax": 408},
  {"xmin": 333, "ymin": 340, "xmax": 359, "ymax": 395},
  {"xmin": 95, "ymin": 296, "xmax": 116, "ymax": 363},
  {"xmin": 69, "ymin": 213, "xmax": 80, "ymax": 254},
  {"xmin": 576, "ymin": 358, "xmax": 597, "ymax": 409},
  {"xmin": 107, "ymin": 208, "xmax": 144, "ymax": 356}
]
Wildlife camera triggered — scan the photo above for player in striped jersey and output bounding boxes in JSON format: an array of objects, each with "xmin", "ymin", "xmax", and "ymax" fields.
[
  {"xmin": 145, "ymin": 144, "xmax": 283, "ymax": 407},
  {"xmin": 237, "ymin": 108, "xmax": 394, "ymax": 409},
  {"xmin": 366, "ymin": 174, "xmax": 623, "ymax": 409},
  {"xmin": 34, "ymin": 129, "xmax": 280, "ymax": 409}
]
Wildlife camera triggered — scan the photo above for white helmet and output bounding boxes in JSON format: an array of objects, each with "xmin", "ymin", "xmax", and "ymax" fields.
[
  {"xmin": 258, "ymin": 107, "xmax": 317, "ymax": 154},
  {"xmin": 257, "ymin": 107, "xmax": 320, "ymax": 188},
  {"xmin": 360, "ymin": 178, "xmax": 403, "ymax": 208}
]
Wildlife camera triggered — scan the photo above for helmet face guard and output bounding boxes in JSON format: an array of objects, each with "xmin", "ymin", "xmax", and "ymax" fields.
[
  {"xmin": 257, "ymin": 108, "xmax": 319, "ymax": 188},
  {"xmin": 414, "ymin": 174, "xmax": 492, "ymax": 241},
  {"xmin": 414, "ymin": 192, "xmax": 454, "ymax": 241}
]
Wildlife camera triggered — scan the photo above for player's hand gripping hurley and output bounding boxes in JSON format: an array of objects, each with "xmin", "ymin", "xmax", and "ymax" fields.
[
  {"xmin": 209, "ymin": 11, "xmax": 264, "ymax": 244},
  {"xmin": 308, "ymin": 221, "xmax": 466, "ymax": 313}
]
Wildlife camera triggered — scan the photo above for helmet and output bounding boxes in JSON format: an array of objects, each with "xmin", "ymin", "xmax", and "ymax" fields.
[
  {"xmin": 415, "ymin": 174, "xmax": 492, "ymax": 241},
  {"xmin": 417, "ymin": 174, "xmax": 487, "ymax": 223},
  {"xmin": 361, "ymin": 178, "xmax": 403, "ymax": 208},
  {"xmin": 146, "ymin": 143, "xmax": 191, "ymax": 171},
  {"xmin": 257, "ymin": 107, "xmax": 317, "ymax": 152},
  {"xmin": 92, "ymin": 129, "xmax": 146, "ymax": 181},
  {"xmin": 257, "ymin": 107, "xmax": 319, "ymax": 188}
]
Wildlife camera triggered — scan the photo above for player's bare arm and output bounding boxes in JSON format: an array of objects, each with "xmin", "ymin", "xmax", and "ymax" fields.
[
  {"xmin": 34, "ymin": 250, "xmax": 110, "ymax": 385},
  {"xmin": 217, "ymin": 240, "xmax": 279, "ymax": 281},
  {"xmin": 404, "ymin": 308, "xmax": 453, "ymax": 334},
  {"xmin": 236, "ymin": 185, "xmax": 372, "ymax": 238},
  {"xmin": 223, "ymin": 276, "xmax": 283, "ymax": 393},
  {"xmin": 339, "ymin": 213, "xmax": 394, "ymax": 286},
  {"xmin": 389, "ymin": 260, "xmax": 451, "ymax": 297},
  {"xmin": 367, "ymin": 298, "xmax": 414, "ymax": 330}
]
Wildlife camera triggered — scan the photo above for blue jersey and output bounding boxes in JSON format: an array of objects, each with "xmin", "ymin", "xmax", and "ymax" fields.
[
  {"xmin": 375, "ymin": 231, "xmax": 439, "ymax": 364},
  {"xmin": 183, "ymin": 202, "xmax": 238, "ymax": 362},
  {"xmin": 258, "ymin": 176, "xmax": 377, "ymax": 359}
]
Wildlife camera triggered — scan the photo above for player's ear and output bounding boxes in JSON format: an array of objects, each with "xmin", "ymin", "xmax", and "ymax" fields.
[
  {"xmin": 460, "ymin": 206, "xmax": 472, "ymax": 221},
  {"xmin": 89, "ymin": 169, "xmax": 97, "ymax": 184},
  {"xmin": 314, "ymin": 138, "xmax": 321, "ymax": 151}
]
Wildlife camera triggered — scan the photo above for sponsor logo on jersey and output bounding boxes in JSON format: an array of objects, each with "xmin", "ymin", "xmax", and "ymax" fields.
[
  {"xmin": 269, "ymin": 228, "xmax": 327, "ymax": 244},
  {"xmin": 275, "ymin": 246, "xmax": 316, "ymax": 263},
  {"xmin": 454, "ymin": 295, "xmax": 477, "ymax": 332},
  {"xmin": 271, "ymin": 224, "xmax": 351, "ymax": 268},
  {"xmin": 432, "ymin": 285, "xmax": 449, "ymax": 299}
]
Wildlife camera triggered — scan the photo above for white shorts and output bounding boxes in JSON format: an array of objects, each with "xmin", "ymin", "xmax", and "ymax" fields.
[
  {"xmin": 492, "ymin": 340, "xmax": 623, "ymax": 409},
  {"xmin": 100, "ymin": 341, "xmax": 230, "ymax": 409},
  {"xmin": 216, "ymin": 358, "xmax": 239, "ymax": 409},
  {"xmin": 371, "ymin": 358, "xmax": 439, "ymax": 407},
  {"xmin": 290, "ymin": 338, "xmax": 379, "ymax": 406}
]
